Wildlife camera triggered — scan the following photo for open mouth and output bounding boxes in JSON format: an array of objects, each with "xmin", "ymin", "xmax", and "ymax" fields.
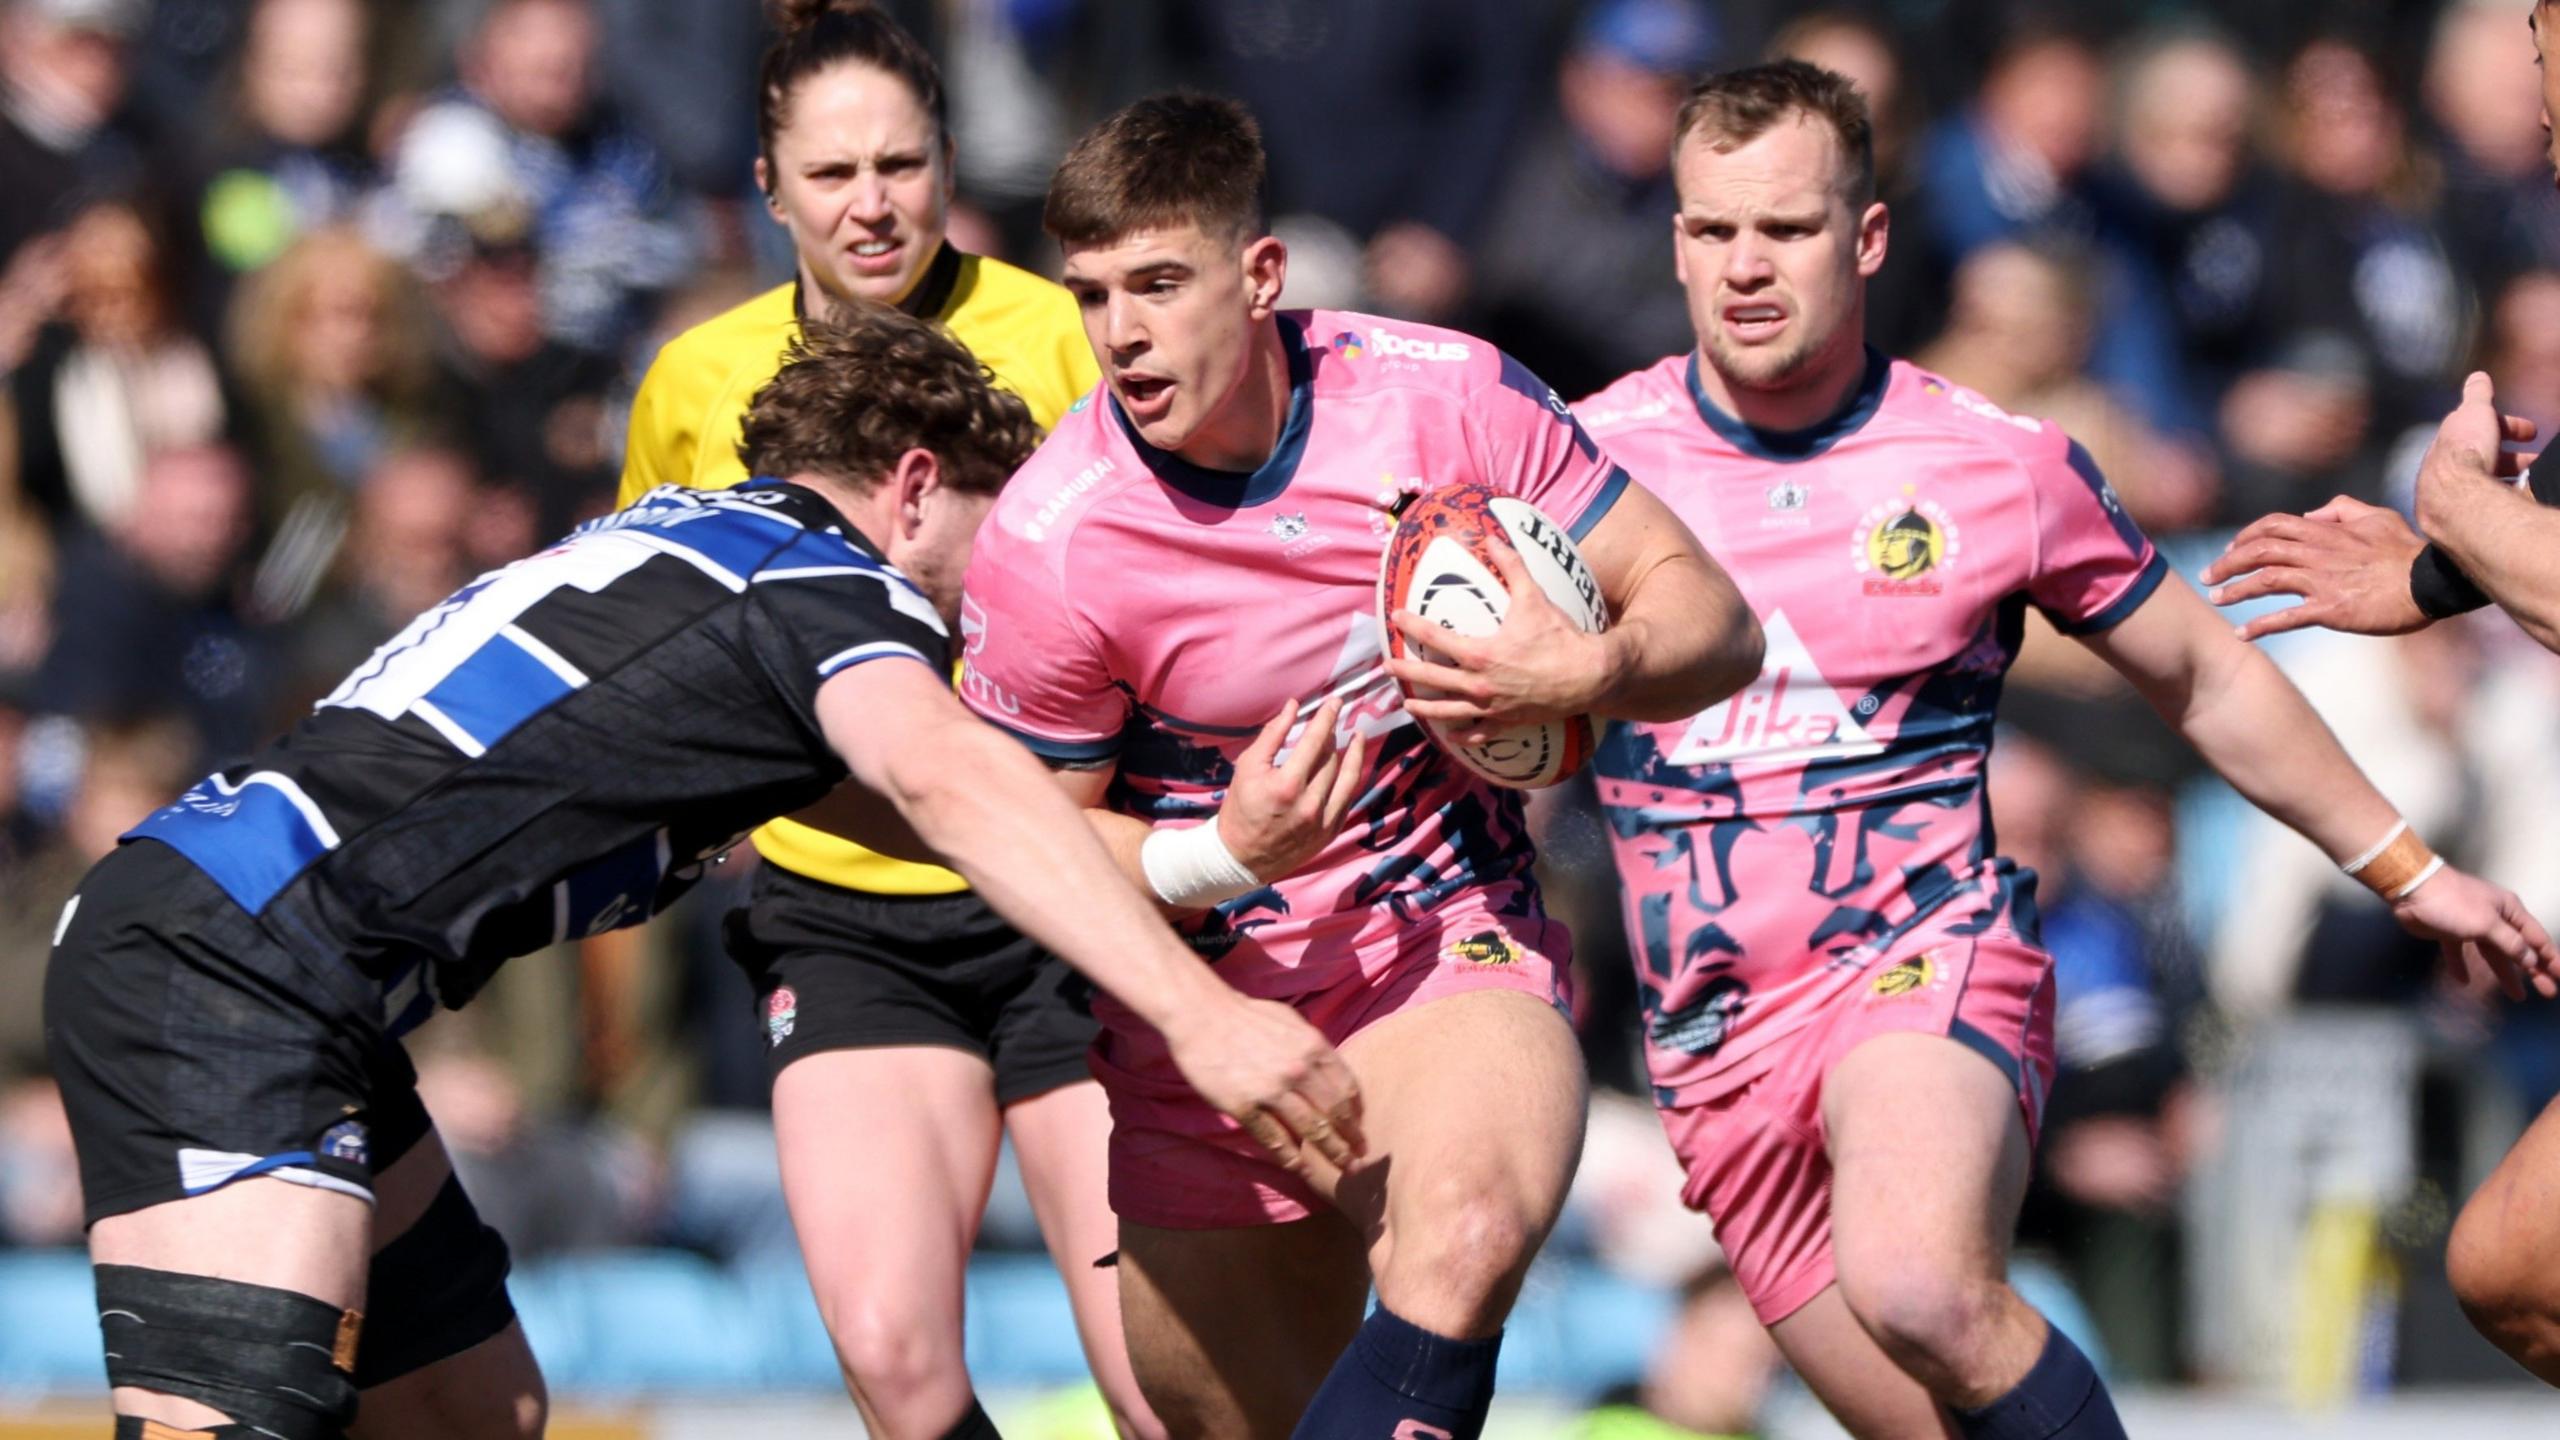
[
  {"xmin": 1722, "ymin": 302, "xmax": 1788, "ymax": 343},
  {"xmin": 1118, "ymin": 374, "xmax": 1175, "ymax": 417},
  {"xmin": 846, "ymin": 237, "xmax": 904, "ymax": 273}
]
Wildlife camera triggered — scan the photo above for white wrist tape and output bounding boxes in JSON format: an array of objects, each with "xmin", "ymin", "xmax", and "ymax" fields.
[{"xmin": 1141, "ymin": 822, "xmax": 1263, "ymax": 908}]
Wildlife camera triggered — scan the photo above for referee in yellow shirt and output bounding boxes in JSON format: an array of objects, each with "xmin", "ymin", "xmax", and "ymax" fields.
[{"xmin": 618, "ymin": 9, "xmax": 1145, "ymax": 1439}]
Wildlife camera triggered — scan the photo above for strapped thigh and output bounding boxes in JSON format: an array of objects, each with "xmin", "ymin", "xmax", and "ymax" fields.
[{"xmin": 97, "ymin": 1264, "xmax": 362, "ymax": 1440}]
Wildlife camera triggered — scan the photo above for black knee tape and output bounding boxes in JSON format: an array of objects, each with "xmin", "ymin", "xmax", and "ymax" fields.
[
  {"xmin": 357, "ymin": 1173, "xmax": 517, "ymax": 1388},
  {"xmin": 97, "ymin": 1264, "xmax": 361, "ymax": 1440}
]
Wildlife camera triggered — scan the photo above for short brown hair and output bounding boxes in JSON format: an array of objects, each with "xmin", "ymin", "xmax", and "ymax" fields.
[
  {"xmin": 1673, "ymin": 59, "xmax": 1876, "ymax": 207},
  {"xmin": 1043, "ymin": 92, "xmax": 1266, "ymax": 248},
  {"xmin": 738, "ymin": 303, "xmax": 1041, "ymax": 496}
]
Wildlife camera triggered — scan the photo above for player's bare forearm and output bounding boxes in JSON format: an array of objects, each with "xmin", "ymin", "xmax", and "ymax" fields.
[
  {"xmin": 1581, "ymin": 481, "xmax": 1764, "ymax": 720},
  {"xmin": 2424, "ymin": 468, "xmax": 2560, "ymax": 653},
  {"xmin": 2080, "ymin": 579, "xmax": 2399, "ymax": 864},
  {"xmin": 816, "ymin": 664, "xmax": 1228, "ymax": 1023}
]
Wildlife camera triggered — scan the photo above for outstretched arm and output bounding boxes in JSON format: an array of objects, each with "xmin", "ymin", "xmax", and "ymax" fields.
[
  {"xmin": 2418, "ymin": 374, "xmax": 2560, "ymax": 654},
  {"xmin": 2204, "ymin": 374, "xmax": 2558, "ymax": 645},
  {"xmin": 2077, "ymin": 575, "xmax": 2558, "ymax": 998},
  {"xmin": 809, "ymin": 657, "xmax": 1366, "ymax": 1169}
]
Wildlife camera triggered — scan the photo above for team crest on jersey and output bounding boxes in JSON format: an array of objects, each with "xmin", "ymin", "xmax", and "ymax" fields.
[
  {"xmin": 1447, "ymin": 930, "xmax": 1520, "ymax": 967},
  {"xmin": 1869, "ymin": 953, "xmax": 1945, "ymax": 1000},
  {"xmin": 1851, "ymin": 491, "xmax": 1960, "ymax": 597},
  {"xmin": 765, "ymin": 986, "xmax": 799, "ymax": 1047}
]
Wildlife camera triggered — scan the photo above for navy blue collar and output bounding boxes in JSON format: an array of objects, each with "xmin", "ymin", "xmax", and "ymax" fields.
[
  {"xmin": 1685, "ymin": 346, "xmax": 1890, "ymax": 462},
  {"xmin": 1111, "ymin": 314, "xmax": 1314, "ymax": 509}
]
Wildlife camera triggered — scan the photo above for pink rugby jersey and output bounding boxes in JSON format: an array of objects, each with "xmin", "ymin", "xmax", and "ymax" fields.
[
  {"xmin": 1577, "ymin": 351, "xmax": 2165, "ymax": 1101},
  {"xmin": 959, "ymin": 310, "xmax": 1628, "ymax": 995}
]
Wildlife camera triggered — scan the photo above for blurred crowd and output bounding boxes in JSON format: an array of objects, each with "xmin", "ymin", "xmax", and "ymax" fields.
[{"xmin": 7, "ymin": 0, "xmax": 2560, "ymax": 1410}]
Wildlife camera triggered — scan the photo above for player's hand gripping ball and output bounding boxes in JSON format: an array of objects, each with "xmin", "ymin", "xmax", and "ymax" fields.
[{"xmin": 1377, "ymin": 484, "xmax": 1608, "ymax": 788}]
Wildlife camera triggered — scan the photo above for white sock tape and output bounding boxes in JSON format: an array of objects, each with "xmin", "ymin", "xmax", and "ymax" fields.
[{"xmin": 1140, "ymin": 821, "xmax": 1264, "ymax": 909}]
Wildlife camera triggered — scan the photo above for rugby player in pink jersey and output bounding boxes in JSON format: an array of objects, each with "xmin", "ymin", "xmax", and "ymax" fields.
[
  {"xmin": 958, "ymin": 94, "xmax": 1762, "ymax": 1438},
  {"xmin": 1576, "ymin": 61, "xmax": 2559, "ymax": 1440}
]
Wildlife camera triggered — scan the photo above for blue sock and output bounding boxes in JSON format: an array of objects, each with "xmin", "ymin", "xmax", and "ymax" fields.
[
  {"xmin": 1287, "ymin": 1304, "xmax": 1504, "ymax": 1440},
  {"xmin": 1951, "ymin": 1323, "xmax": 2128, "ymax": 1440}
]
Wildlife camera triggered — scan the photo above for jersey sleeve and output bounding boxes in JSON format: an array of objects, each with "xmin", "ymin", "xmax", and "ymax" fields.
[
  {"xmin": 956, "ymin": 522, "xmax": 1127, "ymax": 766},
  {"xmin": 618, "ymin": 353, "xmax": 693, "ymax": 508},
  {"xmin": 2027, "ymin": 438, "xmax": 2170, "ymax": 633},
  {"xmin": 1464, "ymin": 352, "xmax": 1632, "ymax": 542},
  {"xmin": 742, "ymin": 568, "xmax": 953, "ymax": 740}
]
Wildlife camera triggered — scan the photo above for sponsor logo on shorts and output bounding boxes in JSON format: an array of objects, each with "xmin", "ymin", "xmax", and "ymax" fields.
[
  {"xmin": 1448, "ymin": 930, "xmax": 1519, "ymax": 966},
  {"xmin": 1648, "ymin": 976, "xmax": 1748, "ymax": 1057},
  {"xmin": 320, "ymin": 1119, "xmax": 369, "ymax": 1166},
  {"xmin": 765, "ymin": 985, "xmax": 799, "ymax": 1048},
  {"xmin": 1850, "ymin": 488, "xmax": 1961, "ymax": 598}
]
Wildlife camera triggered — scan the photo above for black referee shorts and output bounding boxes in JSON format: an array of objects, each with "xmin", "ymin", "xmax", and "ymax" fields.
[{"xmin": 725, "ymin": 865, "xmax": 1098, "ymax": 1107}]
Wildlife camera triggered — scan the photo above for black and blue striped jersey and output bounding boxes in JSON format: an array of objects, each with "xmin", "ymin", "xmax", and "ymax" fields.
[{"xmin": 124, "ymin": 480, "xmax": 950, "ymax": 1031}]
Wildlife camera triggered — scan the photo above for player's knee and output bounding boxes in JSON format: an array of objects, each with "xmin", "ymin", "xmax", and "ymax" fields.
[
  {"xmin": 1382, "ymin": 1183, "xmax": 1545, "ymax": 1323},
  {"xmin": 1837, "ymin": 1263, "xmax": 2007, "ymax": 1374},
  {"xmin": 2450, "ymin": 1192, "xmax": 2560, "ymax": 1372},
  {"xmin": 97, "ymin": 1264, "xmax": 362, "ymax": 1440},
  {"xmin": 823, "ymin": 1298, "xmax": 965, "ymax": 1416}
]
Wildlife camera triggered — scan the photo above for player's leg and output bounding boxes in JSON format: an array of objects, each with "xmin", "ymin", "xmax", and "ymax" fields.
[
  {"xmin": 50, "ymin": 841, "xmax": 380, "ymax": 1437},
  {"xmin": 775, "ymin": 1045, "xmax": 1003, "ymax": 1439},
  {"xmin": 1824, "ymin": 1029, "xmax": 2123, "ymax": 1438},
  {"xmin": 1767, "ymin": 1286, "xmax": 1956, "ymax": 1439},
  {"xmin": 1006, "ymin": 1080, "xmax": 1167, "ymax": 1440},
  {"xmin": 347, "ymin": 1048, "xmax": 544, "ymax": 1440},
  {"xmin": 2448, "ymin": 1092, "xmax": 2560, "ymax": 1382},
  {"xmin": 1116, "ymin": 1212, "xmax": 1372, "ymax": 1439},
  {"xmin": 1287, "ymin": 984, "xmax": 1590, "ymax": 1439},
  {"xmin": 88, "ymin": 1182, "xmax": 374, "ymax": 1433}
]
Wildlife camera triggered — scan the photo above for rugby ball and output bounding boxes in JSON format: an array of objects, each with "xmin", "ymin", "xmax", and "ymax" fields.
[{"xmin": 1377, "ymin": 485, "xmax": 1609, "ymax": 789}]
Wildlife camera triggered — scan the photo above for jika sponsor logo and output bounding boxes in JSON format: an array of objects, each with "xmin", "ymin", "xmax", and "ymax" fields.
[{"xmin": 1666, "ymin": 611, "xmax": 1883, "ymax": 766}]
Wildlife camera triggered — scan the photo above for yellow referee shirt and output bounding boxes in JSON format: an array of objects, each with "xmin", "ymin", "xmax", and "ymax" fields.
[{"xmin": 619, "ymin": 246, "xmax": 1098, "ymax": 894}]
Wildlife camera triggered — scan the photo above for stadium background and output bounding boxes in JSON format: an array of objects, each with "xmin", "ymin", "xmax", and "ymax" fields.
[{"xmin": 4, "ymin": 0, "xmax": 2560, "ymax": 1433}]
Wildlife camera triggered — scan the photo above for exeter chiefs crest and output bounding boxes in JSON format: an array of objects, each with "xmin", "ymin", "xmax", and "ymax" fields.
[{"xmin": 1851, "ymin": 490, "xmax": 1960, "ymax": 597}]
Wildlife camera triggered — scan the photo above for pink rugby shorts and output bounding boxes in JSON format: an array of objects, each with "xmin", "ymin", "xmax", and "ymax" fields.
[
  {"xmin": 1657, "ymin": 920, "xmax": 2057, "ymax": 1324},
  {"xmin": 1093, "ymin": 902, "xmax": 1571, "ymax": 1230}
]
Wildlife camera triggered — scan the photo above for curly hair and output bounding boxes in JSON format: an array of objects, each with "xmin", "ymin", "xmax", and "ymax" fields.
[{"xmin": 737, "ymin": 302, "xmax": 1041, "ymax": 495}]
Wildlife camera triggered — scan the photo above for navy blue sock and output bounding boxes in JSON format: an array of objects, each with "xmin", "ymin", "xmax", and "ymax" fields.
[
  {"xmin": 1288, "ymin": 1304, "xmax": 1504, "ymax": 1440},
  {"xmin": 1951, "ymin": 1323, "xmax": 2128, "ymax": 1440},
  {"xmin": 936, "ymin": 1397, "xmax": 1002, "ymax": 1440}
]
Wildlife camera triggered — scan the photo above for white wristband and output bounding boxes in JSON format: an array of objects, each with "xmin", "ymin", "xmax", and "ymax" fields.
[{"xmin": 1140, "ymin": 821, "xmax": 1263, "ymax": 908}]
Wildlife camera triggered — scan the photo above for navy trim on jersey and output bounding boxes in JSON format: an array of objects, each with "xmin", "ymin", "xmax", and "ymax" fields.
[
  {"xmin": 1684, "ymin": 346, "xmax": 1890, "ymax": 462},
  {"xmin": 2049, "ymin": 551, "xmax": 2169, "ymax": 635},
  {"xmin": 1113, "ymin": 314, "xmax": 1314, "ymax": 510},
  {"xmin": 1950, "ymin": 1016, "xmax": 2024, "ymax": 1090},
  {"xmin": 1567, "ymin": 465, "xmax": 1632, "ymax": 542}
]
